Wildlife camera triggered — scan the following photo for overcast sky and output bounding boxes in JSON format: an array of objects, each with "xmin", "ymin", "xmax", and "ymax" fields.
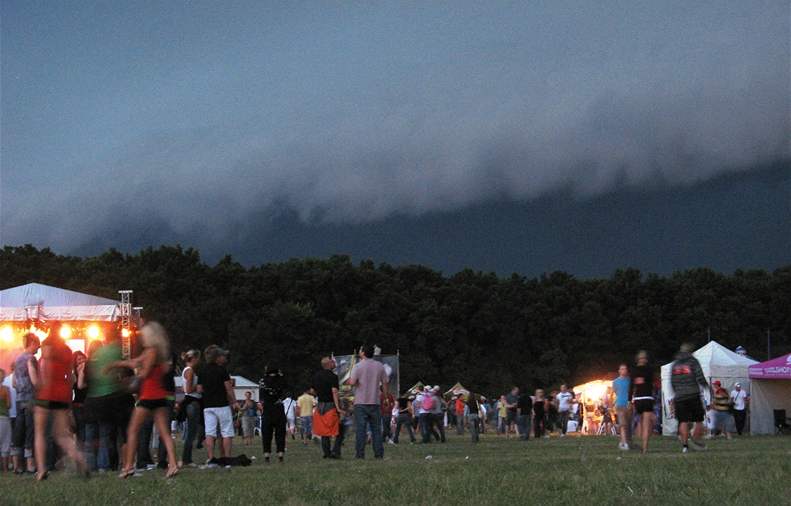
[{"xmin": 2, "ymin": 1, "xmax": 789, "ymax": 276}]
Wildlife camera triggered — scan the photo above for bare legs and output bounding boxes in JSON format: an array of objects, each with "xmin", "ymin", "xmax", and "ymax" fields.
[
  {"xmin": 639, "ymin": 411, "xmax": 654, "ymax": 453},
  {"xmin": 34, "ymin": 406, "xmax": 87, "ymax": 481},
  {"xmin": 121, "ymin": 406, "xmax": 177, "ymax": 478}
]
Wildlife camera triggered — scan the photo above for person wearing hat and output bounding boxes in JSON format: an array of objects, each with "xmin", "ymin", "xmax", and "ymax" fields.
[
  {"xmin": 711, "ymin": 381, "xmax": 733, "ymax": 440},
  {"xmin": 729, "ymin": 383, "xmax": 749, "ymax": 436},
  {"xmin": 198, "ymin": 345, "xmax": 237, "ymax": 464}
]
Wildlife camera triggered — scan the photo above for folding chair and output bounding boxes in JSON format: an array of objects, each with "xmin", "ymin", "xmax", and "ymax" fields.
[{"xmin": 774, "ymin": 409, "xmax": 791, "ymax": 435}]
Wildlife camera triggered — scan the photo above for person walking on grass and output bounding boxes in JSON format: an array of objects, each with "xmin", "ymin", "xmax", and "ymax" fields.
[
  {"xmin": 296, "ymin": 387, "xmax": 315, "ymax": 445},
  {"xmin": 631, "ymin": 351, "xmax": 655, "ymax": 454},
  {"xmin": 393, "ymin": 395, "xmax": 416, "ymax": 444},
  {"xmin": 556, "ymin": 384, "xmax": 573, "ymax": 437},
  {"xmin": 613, "ymin": 364, "xmax": 632, "ymax": 450},
  {"xmin": 311, "ymin": 357, "xmax": 342, "ymax": 459},
  {"xmin": 729, "ymin": 383, "xmax": 749, "ymax": 436},
  {"xmin": 116, "ymin": 322, "xmax": 178, "ymax": 479},
  {"xmin": 12, "ymin": 333, "xmax": 39, "ymax": 475},
  {"xmin": 198, "ymin": 345, "xmax": 237, "ymax": 465},
  {"xmin": 669, "ymin": 343, "xmax": 709, "ymax": 453},
  {"xmin": 347, "ymin": 345, "xmax": 389, "ymax": 459},
  {"xmin": 710, "ymin": 381, "xmax": 733, "ymax": 440},
  {"xmin": 34, "ymin": 324, "xmax": 89, "ymax": 481}
]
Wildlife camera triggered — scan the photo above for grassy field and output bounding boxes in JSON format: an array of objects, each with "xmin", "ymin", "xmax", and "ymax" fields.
[{"xmin": 2, "ymin": 432, "xmax": 789, "ymax": 505}]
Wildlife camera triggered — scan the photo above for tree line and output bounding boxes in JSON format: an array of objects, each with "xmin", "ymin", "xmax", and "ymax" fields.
[{"xmin": 1, "ymin": 244, "xmax": 789, "ymax": 396}]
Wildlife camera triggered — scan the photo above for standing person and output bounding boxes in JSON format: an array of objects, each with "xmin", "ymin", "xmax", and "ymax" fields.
[
  {"xmin": 311, "ymin": 357, "xmax": 342, "ymax": 459},
  {"xmin": 380, "ymin": 389, "xmax": 395, "ymax": 444},
  {"xmin": 116, "ymin": 322, "xmax": 178, "ymax": 478},
  {"xmin": 455, "ymin": 396, "xmax": 466, "ymax": 435},
  {"xmin": 240, "ymin": 391, "xmax": 257, "ymax": 446},
  {"xmin": 505, "ymin": 387, "xmax": 519, "ymax": 438},
  {"xmin": 33, "ymin": 325, "xmax": 88, "ymax": 481},
  {"xmin": 467, "ymin": 393, "xmax": 483, "ymax": 443},
  {"xmin": 392, "ymin": 395, "xmax": 416, "ymax": 444},
  {"xmin": 1, "ymin": 363, "xmax": 16, "ymax": 469},
  {"xmin": 630, "ymin": 351, "xmax": 656, "ymax": 454},
  {"xmin": 296, "ymin": 388, "xmax": 315, "ymax": 445},
  {"xmin": 710, "ymin": 381, "xmax": 733, "ymax": 440},
  {"xmin": 347, "ymin": 345, "xmax": 389, "ymax": 459},
  {"xmin": 556, "ymin": 385, "xmax": 573, "ymax": 437},
  {"xmin": 429, "ymin": 386, "xmax": 446, "ymax": 443},
  {"xmin": 546, "ymin": 392, "xmax": 559, "ymax": 436},
  {"xmin": 282, "ymin": 394, "xmax": 297, "ymax": 440},
  {"xmin": 729, "ymin": 383, "xmax": 749, "ymax": 436},
  {"xmin": 72, "ymin": 351, "xmax": 89, "ymax": 461},
  {"xmin": 0, "ymin": 368, "xmax": 12, "ymax": 472},
  {"xmin": 532, "ymin": 389, "xmax": 546, "ymax": 439},
  {"xmin": 668, "ymin": 343, "xmax": 709, "ymax": 453},
  {"xmin": 612, "ymin": 364, "xmax": 632, "ymax": 450},
  {"xmin": 179, "ymin": 349, "xmax": 202, "ymax": 467},
  {"xmin": 497, "ymin": 395, "xmax": 508, "ymax": 435},
  {"xmin": 259, "ymin": 368, "xmax": 287, "ymax": 463},
  {"xmin": 12, "ymin": 332, "xmax": 39, "ymax": 474},
  {"xmin": 198, "ymin": 345, "xmax": 237, "ymax": 464},
  {"xmin": 83, "ymin": 333, "xmax": 130, "ymax": 473},
  {"xmin": 516, "ymin": 388, "xmax": 532, "ymax": 441}
]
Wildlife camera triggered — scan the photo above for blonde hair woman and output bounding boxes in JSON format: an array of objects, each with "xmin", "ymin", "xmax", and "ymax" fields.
[
  {"xmin": 179, "ymin": 349, "xmax": 202, "ymax": 467},
  {"xmin": 114, "ymin": 322, "xmax": 178, "ymax": 478}
]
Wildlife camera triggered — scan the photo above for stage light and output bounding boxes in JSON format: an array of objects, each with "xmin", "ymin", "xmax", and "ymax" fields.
[
  {"xmin": 59, "ymin": 324, "xmax": 73, "ymax": 339},
  {"xmin": 121, "ymin": 328, "xmax": 131, "ymax": 338},
  {"xmin": 0, "ymin": 326, "xmax": 14, "ymax": 344},
  {"xmin": 87, "ymin": 325, "xmax": 101, "ymax": 340},
  {"xmin": 29, "ymin": 325, "xmax": 48, "ymax": 340}
]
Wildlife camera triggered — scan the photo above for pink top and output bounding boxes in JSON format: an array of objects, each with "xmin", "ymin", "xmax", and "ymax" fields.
[{"xmin": 350, "ymin": 359, "xmax": 388, "ymax": 405}]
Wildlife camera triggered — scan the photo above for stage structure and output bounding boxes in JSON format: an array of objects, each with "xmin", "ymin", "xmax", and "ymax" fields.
[{"xmin": 0, "ymin": 283, "xmax": 140, "ymax": 369}]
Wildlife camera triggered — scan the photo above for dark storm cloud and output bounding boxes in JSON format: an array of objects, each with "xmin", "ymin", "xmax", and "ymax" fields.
[{"xmin": 1, "ymin": 2, "xmax": 789, "ymax": 254}]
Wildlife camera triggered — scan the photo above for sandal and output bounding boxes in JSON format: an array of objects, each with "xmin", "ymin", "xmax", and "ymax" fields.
[
  {"xmin": 118, "ymin": 468, "xmax": 135, "ymax": 479},
  {"xmin": 165, "ymin": 466, "xmax": 179, "ymax": 479},
  {"xmin": 35, "ymin": 471, "xmax": 49, "ymax": 481}
]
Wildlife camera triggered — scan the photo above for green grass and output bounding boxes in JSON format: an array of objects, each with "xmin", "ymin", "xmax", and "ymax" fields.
[{"xmin": 2, "ymin": 433, "xmax": 790, "ymax": 505}]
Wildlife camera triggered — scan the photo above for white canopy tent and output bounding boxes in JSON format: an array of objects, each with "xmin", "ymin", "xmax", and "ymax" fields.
[
  {"xmin": 0, "ymin": 283, "xmax": 120, "ymax": 322},
  {"xmin": 660, "ymin": 341, "xmax": 757, "ymax": 435}
]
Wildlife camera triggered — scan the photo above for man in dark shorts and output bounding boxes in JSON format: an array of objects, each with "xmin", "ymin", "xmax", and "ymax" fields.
[{"xmin": 669, "ymin": 343, "xmax": 708, "ymax": 453}]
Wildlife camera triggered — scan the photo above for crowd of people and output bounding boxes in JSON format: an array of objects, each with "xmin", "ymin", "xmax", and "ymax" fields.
[{"xmin": 0, "ymin": 321, "xmax": 751, "ymax": 481}]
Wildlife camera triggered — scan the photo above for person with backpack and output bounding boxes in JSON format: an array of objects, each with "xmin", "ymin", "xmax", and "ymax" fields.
[
  {"xmin": 417, "ymin": 386, "xmax": 434, "ymax": 444},
  {"xmin": 429, "ymin": 386, "xmax": 446, "ymax": 443},
  {"xmin": 668, "ymin": 343, "xmax": 709, "ymax": 453}
]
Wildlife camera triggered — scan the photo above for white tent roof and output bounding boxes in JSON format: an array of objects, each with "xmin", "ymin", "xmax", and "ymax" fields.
[
  {"xmin": 660, "ymin": 341, "xmax": 758, "ymax": 435},
  {"xmin": 0, "ymin": 283, "xmax": 120, "ymax": 322}
]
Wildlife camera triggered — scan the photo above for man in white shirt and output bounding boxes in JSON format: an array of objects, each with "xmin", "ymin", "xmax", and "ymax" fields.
[
  {"xmin": 729, "ymin": 383, "xmax": 749, "ymax": 436},
  {"xmin": 556, "ymin": 384, "xmax": 574, "ymax": 437},
  {"xmin": 282, "ymin": 396, "xmax": 297, "ymax": 439}
]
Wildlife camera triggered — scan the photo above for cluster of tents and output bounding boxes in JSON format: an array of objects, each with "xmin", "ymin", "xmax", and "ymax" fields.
[{"xmin": 660, "ymin": 341, "xmax": 791, "ymax": 435}]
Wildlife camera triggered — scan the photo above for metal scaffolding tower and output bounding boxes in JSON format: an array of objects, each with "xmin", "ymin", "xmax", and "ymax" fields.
[{"xmin": 118, "ymin": 290, "xmax": 133, "ymax": 359}]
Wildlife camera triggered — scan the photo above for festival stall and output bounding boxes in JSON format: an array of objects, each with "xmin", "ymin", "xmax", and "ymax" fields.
[
  {"xmin": 660, "ymin": 341, "xmax": 757, "ymax": 436},
  {"xmin": 0, "ymin": 283, "xmax": 137, "ymax": 370},
  {"xmin": 572, "ymin": 379, "xmax": 613, "ymax": 434},
  {"xmin": 748, "ymin": 353, "xmax": 791, "ymax": 435},
  {"xmin": 444, "ymin": 382, "xmax": 470, "ymax": 399}
]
